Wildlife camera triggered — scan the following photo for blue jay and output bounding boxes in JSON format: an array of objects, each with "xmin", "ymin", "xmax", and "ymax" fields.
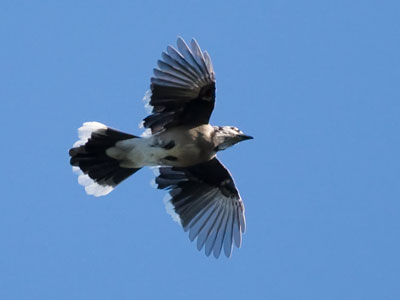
[{"xmin": 69, "ymin": 38, "xmax": 253, "ymax": 258}]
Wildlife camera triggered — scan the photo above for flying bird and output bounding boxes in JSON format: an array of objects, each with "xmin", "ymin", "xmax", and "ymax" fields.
[{"xmin": 69, "ymin": 37, "xmax": 253, "ymax": 258}]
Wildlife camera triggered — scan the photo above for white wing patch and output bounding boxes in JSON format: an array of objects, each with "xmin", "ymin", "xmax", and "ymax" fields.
[
  {"xmin": 142, "ymin": 90, "xmax": 153, "ymax": 114},
  {"xmin": 150, "ymin": 166, "xmax": 181, "ymax": 224},
  {"xmin": 149, "ymin": 166, "xmax": 160, "ymax": 189},
  {"xmin": 140, "ymin": 90, "xmax": 153, "ymax": 137},
  {"xmin": 163, "ymin": 194, "xmax": 182, "ymax": 224}
]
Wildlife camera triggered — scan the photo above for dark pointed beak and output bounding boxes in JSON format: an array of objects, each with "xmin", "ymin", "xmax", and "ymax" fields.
[{"xmin": 240, "ymin": 134, "xmax": 254, "ymax": 141}]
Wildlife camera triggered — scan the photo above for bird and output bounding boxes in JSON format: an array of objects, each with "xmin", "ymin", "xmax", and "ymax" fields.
[{"xmin": 69, "ymin": 37, "xmax": 253, "ymax": 258}]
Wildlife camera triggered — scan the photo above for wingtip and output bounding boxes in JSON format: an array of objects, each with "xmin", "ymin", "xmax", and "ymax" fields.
[
  {"xmin": 190, "ymin": 37, "xmax": 199, "ymax": 48},
  {"xmin": 213, "ymin": 250, "xmax": 221, "ymax": 259},
  {"xmin": 176, "ymin": 36, "xmax": 201, "ymax": 50},
  {"xmin": 224, "ymin": 247, "xmax": 233, "ymax": 258},
  {"xmin": 176, "ymin": 36, "xmax": 185, "ymax": 45}
]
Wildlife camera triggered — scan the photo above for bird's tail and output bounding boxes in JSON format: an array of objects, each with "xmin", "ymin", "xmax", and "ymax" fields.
[{"xmin": 69, "ymin": 122, "xmax": 141, "ymax": 196}]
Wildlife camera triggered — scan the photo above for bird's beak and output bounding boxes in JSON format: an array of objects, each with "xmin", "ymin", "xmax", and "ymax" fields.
[{"xmin": 239, "ymin": 134, "xmax": 254, "ymax": 141}]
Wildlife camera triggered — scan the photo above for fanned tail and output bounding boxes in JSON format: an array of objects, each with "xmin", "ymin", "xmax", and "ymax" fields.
[{"xmin": 69, "ymin": 122, "xmax": 141, "ymax": 196}]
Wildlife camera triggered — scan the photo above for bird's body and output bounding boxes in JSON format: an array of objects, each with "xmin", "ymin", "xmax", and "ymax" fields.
[
  {"xmin": 108, "ymin": 124, "xmax": 216, "ymax": 168},
  {"xmin": 69, "ymin": 37, "xmax": 252, "ymax": 258}
]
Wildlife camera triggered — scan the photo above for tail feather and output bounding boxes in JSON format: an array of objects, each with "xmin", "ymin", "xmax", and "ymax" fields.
[{"xmin": 69, "ymin": 122, "xmax": 141, "ymax": 196}]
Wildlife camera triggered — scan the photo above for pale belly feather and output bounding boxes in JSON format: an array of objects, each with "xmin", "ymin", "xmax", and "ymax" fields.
[{"xmin": 106, "ymin": 125, "xmax": 216, "ymax": 168}]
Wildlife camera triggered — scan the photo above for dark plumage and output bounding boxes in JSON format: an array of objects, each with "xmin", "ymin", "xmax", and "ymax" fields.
[{"xmin": 69, "ymin": 128, "xmax": 140, "ymax": 186}]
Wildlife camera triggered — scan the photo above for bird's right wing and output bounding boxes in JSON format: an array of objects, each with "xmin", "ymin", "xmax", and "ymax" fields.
[
  {"xmin": 156, "ymin": 158, "xmax": 246, "ymax": 258},
  {"xmin": 142, "ymin": 37, "xmax": 216, "ymax": 134}
]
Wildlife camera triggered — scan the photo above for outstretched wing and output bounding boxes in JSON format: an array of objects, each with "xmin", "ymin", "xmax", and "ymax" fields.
[
  {"xmin": 143, "ymin": 37, "xmax": 216, "ymax": 134},
  {"xmin": 156, "ymin": 158, "xmax": 246, "ymax": 258}
]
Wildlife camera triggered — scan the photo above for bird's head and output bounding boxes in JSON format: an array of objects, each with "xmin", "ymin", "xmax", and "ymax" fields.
[{"xmin": 213, "ymin": 126, "xmax": 253, "ymax": 152}]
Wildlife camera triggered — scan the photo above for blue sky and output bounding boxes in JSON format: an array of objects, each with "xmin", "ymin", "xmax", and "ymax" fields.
[{"xmin": 1, "ymin": 1, "xmax": 399, "ymax": 299}]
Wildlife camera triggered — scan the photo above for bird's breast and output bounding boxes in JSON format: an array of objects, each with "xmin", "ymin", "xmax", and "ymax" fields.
[
  {"xmin": 156, "ymin": 125, "xmax": 216, "ymax": 167},
  {"xmin": 113, "ymin": 125, "xmax": 216, "ymax": 168}
]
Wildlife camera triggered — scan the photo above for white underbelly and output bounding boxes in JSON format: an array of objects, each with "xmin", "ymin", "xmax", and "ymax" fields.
[
  {"xmin": 106, "ymin": 135, "xmax": 200, "ymax": 168},
  {"xmin": 106, "ymin": 125, "xmax": 215, "ymax": 168}
]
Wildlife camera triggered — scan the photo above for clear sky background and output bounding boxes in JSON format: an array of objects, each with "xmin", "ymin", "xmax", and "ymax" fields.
[{"xmin": 1, "ymin": 1, "xmax": 399, "ymax": 299}]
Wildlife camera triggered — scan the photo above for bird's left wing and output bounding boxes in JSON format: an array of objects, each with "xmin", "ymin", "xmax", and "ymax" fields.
[
  {"xmin": 142, "ymin": 37, "xmax": 216, "ymax": 134},
  {"xmin": 155, "ymin": 158, "xmax": 246, "ymax": 258}
]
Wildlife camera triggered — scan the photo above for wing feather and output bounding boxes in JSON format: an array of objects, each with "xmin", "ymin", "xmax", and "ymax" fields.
[
  {"xmin": 223, "ymin": 202, "xmax": 234, "ymax": 257},
  {"xmin": 153, "ymin": 68, "xmax": 196, "ymax": 87},
  {"xmin": 155, "ymin": 158, "xmax": 246, "ymax": 258},
  {"xmin": 142, "ymin": 37, "xmax": 216, "ymax": 133},
  {"xmin": 198, "ymin": 199, "xmax": 224, "ymax": 253},
  {"xmin": 190, "ymin": 39, "xmax": 209, "ymax": 75}
]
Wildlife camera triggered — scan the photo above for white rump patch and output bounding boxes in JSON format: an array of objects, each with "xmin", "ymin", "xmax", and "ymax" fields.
[
  {"xmin": 73, "ymin": 121, "xmax": 107, "ymax": 147},
  {"xmin": 72, "ymin": 166, "xmax": 113, "ymax": 197},
  {"xmin": 163, "ymin": 194, "xmax": 181, "ymax": 224}
]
